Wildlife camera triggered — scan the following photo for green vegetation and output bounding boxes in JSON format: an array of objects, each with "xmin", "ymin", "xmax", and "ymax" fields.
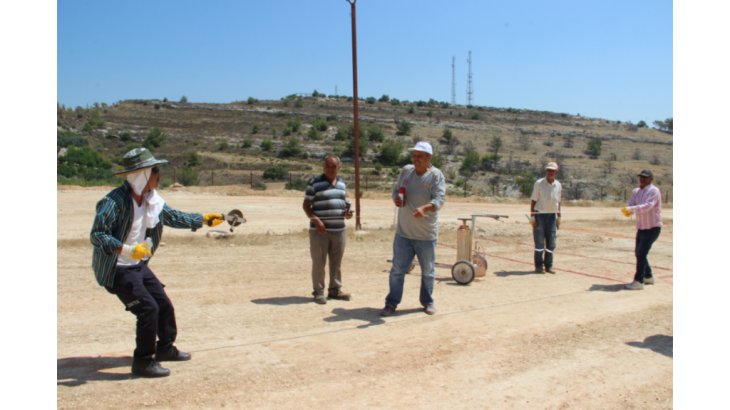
[
  {"xmin": 263, "ymin": 166, "xmax": 288, "ymax": 181},
  {"xmin": 283, "ymin": 127, "xmax": 293, "ymax": 136},
  {"xmin": 252, "ymin": 180, "xmax": 267, "ymax": 190},
  {"xmin": 377, "ymin": 139, "xmax": 405, "ymax": 166},
  {"xmin": 367, "ymin": 124, "xmax": 385, "ymax": 142},
  {"xmin": 471, "ymin": 112, "xmax": 480, "ymax": 120},
  {"xmin": 311, "ymin": 117, "xmax": 329, "ymax": 132},
  {"xmin": 344, "ymin": 137, "xmax": 367, "ymax": 158},
  {"xmin": 366, "ymin": 97, "xmax": 376, "ymax": 104},
  {"xmin": 179, "ymin": 167, "xmax": 200, "ymax": 186},
  {"xmin": 219, "ymin": 140, "xmax": 229, "ymax": 150},
  {"xmin": 285, "ymin": 178, "xmax": 308, "ymax": 191},
  {"xmin": 180, "ymin": 96, "xmax": 188, "ymax": 103},
  {"xmin": 379, "ymin": 95, "xmax": 390, "ymax": 103},
  {"xmin": 142, "ymin": 127, "xmax": 166, "ymax": 151},
  {"xmin": 374, "ymin": 163, "xmax": 383, "ymax": 172},
  {"xmin": 515, "ymin": 172, "xmax": 537, "ymax": 197},
  {"xmin": 307, "ymin": 127, "xmax": 323, "ymax": 140},
  {"xmin": 280, "ymin": 137, "xmax": 305, "ymax": 158},
  {"xmin": 587, "ymin": 138, "xmax": 602, "ymax": 158},
  {"xmin": 295, "ymin": 97, "xmax": 304, "ymax": 108},
  {"xmin": 431, "ymin": 153, "xmax": 443, "ymax": 168},
  {"xmin": 82, "ymin": 110, "xmax": 107, "ymax": 134},
  {"xmin": 120, "ymin": 131, "xmax": 133, "ymax": 142},
  {"xmin": 272, "ymin": 126, "xmax": 277, "ymax": 137},
  {"xmin": 653, "ymin": 118, "xmax": 673, "ymax": 132},
  {"xmin": 242, "ymin": 138, "xmax": 253, "ymax": 148},
  {"xmin": 442, "ymin": 128, "xmax": 453, "ymax": 142},
  {"xmin": 247, "ymin": 97, "xmax": 257, "ymax": 105},
  {"xmin": 396, "ymin": 120, "xmax": 412, "ymax": 136},
  {"xmin": 187, "ymin": 151, "xmax": 203, "ymax": 166},
  {"xmin": 427, "ymin": 109, "xmax": 433, "ymax": 117},
  {"xmin": 57, "ymin": 131, "xmax": 88, "ymax": 151},
  {"xmin": 261, "ymin": 138, "xmax": 274, "ymax": 151},
  {"xmin": 460, "ymin": 149, "xmax": 480, "ymax": 175},
  {"xmin": 286, "ymin": 116, "xmax": 302, "ymax": 133},
  {"xmin": 391, "ymin": 99, "xmax": 400, "ymax": 105},
  {"xmin": 57, "ymin": 146, "xmax": 118, "ymax": 185},
  {"xmin": 252, "ymin": 124, "xmax": 260, "ymax": 134},
  {"xmin": 408, "ymin": 106, "xmax": 415, "ymax": 114},
  {"xmin": 326, "ymin": 114, "xmax": 338, "ymax": 122}
]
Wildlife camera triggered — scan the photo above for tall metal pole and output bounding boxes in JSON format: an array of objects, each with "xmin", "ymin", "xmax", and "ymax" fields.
[{"xmin": 347, "ymin": 0, "xmax": 362, "ymax": 230}]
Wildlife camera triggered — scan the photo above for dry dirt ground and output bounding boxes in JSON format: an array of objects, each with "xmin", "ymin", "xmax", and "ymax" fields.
[{"xmin": 57, "ymin": 188, "xmax": 673, "ymax": 409}]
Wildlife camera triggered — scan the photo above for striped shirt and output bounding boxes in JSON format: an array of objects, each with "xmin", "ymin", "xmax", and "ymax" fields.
[
  {"xmin": 304, "ymin": 174, "xmax": 347, "ymax": 231},
  {"xmin": 628, "ymin": 183, "xmax": 663, "ymax": 230},
  {"xmin": 90, "ymin": 181, "xmax": 203, "ymax": 287}
]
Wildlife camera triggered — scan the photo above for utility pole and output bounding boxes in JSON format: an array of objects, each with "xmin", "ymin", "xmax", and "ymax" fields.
[
  {"xmin": 346, "ymin": 0, "xmax": 362, "ymax": 230},
  {"xmin": 451, "ymin": 56, "xmax": 456, "ymax": 105},
  {"xmin": 466, "ymin": 50, "xmax": 473, "ymax": 106}
]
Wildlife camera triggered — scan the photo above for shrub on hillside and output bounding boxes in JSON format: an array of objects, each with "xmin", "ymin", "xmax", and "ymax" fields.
[
  {"xmin": 431, "ymin": 153, "xmax": 443, "ymax": 168},
  {"xmin": 261, "ymin": 139, "xmax": 275, "ymax": 151},
  {"xmin": 587, "ymin": 138, "xmax": 602, "ymax": 158},
  {"xmin": 219, "ymin": 140, "xmax": 229, "ymax": 150},
  {"xmin": 442, "ymin": 128, "xmax": 453, "ymax": 141},
  {"xmin": 120, "ymin": 131, "xmax": 132, "ymax": 142},
  {"xmin": 379, "ymin": 95, "xmax": 390, "ymax": 103},
  {"xmin": 263, "ymin": 166, "xmax": 288, "ymax": 181},
  {"xmin": 471, "ymin": 112, "xmax": 480, "ymax": 120},
  {"xmin": 57, "ymin": 131, "xmax": 88, "ymax": 151},
  {"xmin": 247, "ymin": 97, "xmax": 257, "ymax": 105},
  {"xmin": 252, "ymin": 124, "xmax": 260, "ymax": 134},
  {"xmin": 187, "ymin": 151, "xmax": 203, "ymax": 167},
  {"xmin": 396, "ymin": 120, "xmax": 412, "ymax": 136},
  {"xmin": 391, "ymin": 99, "xmax": 400, "ymax": 105},
  {"xmin": 252, "ymin": 180, "xmax": 267, "ymax": 190},
  {"xmin": 367, "ymin": 124, "xmax": 385, "ymax": 142},
  {"xmin": 280, "ymin": 137, "xmax": 304, "ymax": 158},
  {"xmin": 180, "ymin": 96, "xmax": 188, "ymax": 103},
  {"xmin": 295, "ymin": 97, "xmax": 304, "ymax": 108},
  {"xmin": 334, "ymin": 127, "xmax": 348, "ymax": 141},
  {"xmin": 515, "ymin": 172, "xmax": 537, "ymax": 197},
  {"xmin": 307, "ymin": 127, "xmax": 323, "ymax": 141},
  {"xmin": 460, "ymin": 150, "xmax": 480, "ymax": 176},
  {"xmin": 285, "ymin": 178, "xmax": 308, "ymax": 191},
  {"xmin": 179, "ymin": 167, "xmax": 200, "ymax": 186},
  {"xmin": 378, "ymin": 139, "xmax": 405, "ymax": 166},
  {"xmin": 286, "ymin": 116, "xmax": 302, "ymax": 133},
  {"xmin": 374, "ymin": 163, "xmax": 383, "ymax": 172},
  {"xmin": 366, "ymin": 97, "xmax": 376, "ymax": 104},
  {"xmin": 408, "ymin": 106, "xmax": 415, "ymax": 114},
  {"xmin": 242, "ymin": 138, "xmax": 253, "ymax": 148},
  {"xmin": 344, "ymin": 137, "xmax": 367, "ymax": 158},
  {"xmin": 143, "ymin": 127, "xmax": 166, "ymax": 151},
  {"xmin": 326, "ymin": 114, "xmax": 338, "ymax": 122},
  {"xmin": 311, "ymin": 117, "xmax": 329, "ymax": 132},
  {"xmin": 82, "ymin": 111, "xmax": 107, "ymax": 134}
]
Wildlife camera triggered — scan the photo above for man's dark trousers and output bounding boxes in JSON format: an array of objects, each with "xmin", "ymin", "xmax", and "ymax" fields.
[
  {"xmin": 105, "ymin": 262, "xmax": 177, "ymax": 360},
  {"xmin": 634, "ymin": 227, "xmax": 661, "ymax": 284},
  {"xmin": 533, "ymin": 212, "xmax": 557, "ymax": 269}
]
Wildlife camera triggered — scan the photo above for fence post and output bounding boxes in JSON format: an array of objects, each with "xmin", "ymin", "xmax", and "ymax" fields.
[
  {"xmin": 600, "ymin": 187, "xmax": 603, "ymax": 201},
  {"xmin": 464, "ymin": 181, "xmax": 467, "ymax": 198},
  {"xmin": 250, "ymin": 171, "xmax": 253, "ymax": 189},
  {"xmin": 575, "ymin": 186, "xmax": 578, "ymax": 200},
  {"xmin": 212, "ymin": 171, "xmax": 214, "ymax": 186},
  {"xmin": 173, "ymin": 168, "xmax": 176, "ymax": 186},
  {"xmin": 84, "ymin": 168, "xmax": 88, "ymax": 187}
]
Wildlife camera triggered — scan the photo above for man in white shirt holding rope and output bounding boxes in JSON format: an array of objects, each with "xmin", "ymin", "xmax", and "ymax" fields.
[{"xmin": 529, "ymin": 162, "xmax": 562, "ymax": 274}]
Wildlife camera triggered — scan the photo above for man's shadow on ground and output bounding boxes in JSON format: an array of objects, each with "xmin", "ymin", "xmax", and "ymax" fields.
[
  {"xmin": 250, "ymin": 296, "xmax": 313, "ymax": 306},
  {"xmin": 626, "ymin": 335, "xmax": 673, "ymax": 358},
  {"xmin": 57, "ymin": 356, "xmax": 134, "ymax": 387},
  {"xmin": 589, "ymin": 284, "xmax": 627, "ymax": 292},
  {"xmin": 493, "ymin": 270, "xmax": 544, "ymax": 277},
  {"xmin": 324, "ymin": 307, "xmax": 424, "ymax": 328}
]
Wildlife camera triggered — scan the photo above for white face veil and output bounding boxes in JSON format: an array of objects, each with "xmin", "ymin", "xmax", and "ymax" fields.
[{"xmin": 126, "ymin": 168, "xmax": 165, "ymax": 228}]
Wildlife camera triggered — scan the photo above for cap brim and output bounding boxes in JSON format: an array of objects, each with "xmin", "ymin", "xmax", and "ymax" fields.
[
  {"xmin": 114, "ymin": 159, "xmax": 169, "ymax": 177},
  {"xmin": 407, "ymin": 148, "xmax": 432, "ymax": 154}
]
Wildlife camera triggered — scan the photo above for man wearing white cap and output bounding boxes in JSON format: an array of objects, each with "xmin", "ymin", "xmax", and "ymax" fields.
[
  {"xmin": 529, "ymin": 162, "xmax": 562, "ymax": 273},
  {"xmin": 381, "ymin": 142, "xmax": 446, "ymax": 317},
  {"xmin": 90, "ymin": 148, "xmax": 226, "ymax": 378}
]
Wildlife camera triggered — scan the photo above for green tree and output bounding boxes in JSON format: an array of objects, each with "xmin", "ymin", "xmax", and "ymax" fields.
[
  {"xmin": 307, "ymin": 126, "xmax": 323, "ymax": 141},
  {"xmin": 252, "ymin": 124, "xmax": 260, "ymax": 134},
  {"xmin": 178, "ymin": 166, "xmax": 200, "ymax": 186},
  {"xmin": 637, "ymin": 120, "xmax": 648, "ymax": 128},
  {"xmin": 180, "ymin": 95, "xmax": 188, "ymax": 103},
  {"xmin": 366, "ymin": 97, "xmax": 376, "ymax": 104},
  {"xmin": 374, "ymin": 163, "xmax": 383, "ymax": 172},
  {"xmin": 252, "ymin": 180, "xmax": 267, "ymax": 190},
  {"xmin": 379, "ymin": 95, "xmax": 390, "ymax": 103},
  {"xmin": 142, "ymin": 127, "xmax": 165, "ymax": 151},
  {"xmin": 286, "ymin": 116, "xmax": 302, "ymax": 133},
  {"xmin": 587, "ymin": 138, "xmax": 602, "ymax": 158},
  {"xmin": 460, "ymin": 150, "xmax": 480, "ymax": 175},
  {"xmin": 247, "ymin": 96, "xmax": 257, "ymax": 105},
  {"xmin": 344, "ymin": 137, "xmax": 367, "ymax": 158},
  {"xmin": 263, "ymin": 166, "xmax": 288, "ymax": 181},
  {"xmin": 408, "ymin": 106, "xmax": 415, "ymax": 114},
  {"xmin": 242, "ymin": 138, "xmax": 253, "ymax": 148},
  {"xmin": 187, "ymin": 151, "xmax": 203, "ymax": 166},
  {"xmin": 82, "ymin": 110, "xmax": 107, "ymax": 134},
  {"xmin": 219, "ymin": 140, "xmax": 229, "ymax": 150},
  {"xmin": 285, "ymin": 178, "xmax": 308, "ymax": 191},
  {"xmin": 279, "ymin": 137, "xmax": 303, "ymax": 158},
  {"xmin": 442, "ymin": 128, "xmax": 453, "ymax": 141},
  {"xmin": 396, "ymin": 120, "xmax": 412, "ymax": 136},
  {"xmin": 427, "ymin": 109, "xmax": 433, "ymax": 117},
  {"xmin": 471, "ymin": 112, "xmax": 480, "ymax": 120},
  {"xmin": 515, "ymin": 172, "xmax": 537, "ymax": 198},
  {"xmin": 272, "ymin": 126, "xmax": 277, "ymax": 137},
  {"xmin": 295, "ymin": 97, "xmax": 304, "ymax": 108},
  {"xmin": 377, "ymin": 139, "xmax": 405, "ymax": 165},
  {"xmin": 311, "ymin": 117, "xmax": 329, "ymax": 132},
  {"xmin": 431, "ymin": 153, "xmax": 443, "ymax": 168},
  {"xmin": 334, "ymin": 126, "xmax": 348, "ymax": 141},
  {"xmin": 261, "ymin": 138, "xmax": 274, "ymax": 151},
  {"xmin": 367, "ymin": 124, "xmax": 385, "ymax": 142}
]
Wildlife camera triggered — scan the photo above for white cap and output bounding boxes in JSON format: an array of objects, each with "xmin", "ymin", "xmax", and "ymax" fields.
[
  {"xmin": 407, "ymin": 141, "xmax": 433, "ymax": 155},
  {"xmin": 546, "ymin": 162, "xmax": 559, "ymax": 170}
]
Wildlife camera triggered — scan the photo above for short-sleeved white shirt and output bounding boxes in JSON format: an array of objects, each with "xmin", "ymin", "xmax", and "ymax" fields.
[{"xmin": 530, "ymin": 177, "xmax": 562, "ymax": 213}]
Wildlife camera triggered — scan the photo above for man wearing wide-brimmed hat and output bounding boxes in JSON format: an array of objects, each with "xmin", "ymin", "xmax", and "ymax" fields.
[
  {"xmin": 90, "ymin": 148, "xmax": 225, "ymax": 378},
  {"xmin": 621, "ymin": 169, "xmax": 663, "ymax": 290}
]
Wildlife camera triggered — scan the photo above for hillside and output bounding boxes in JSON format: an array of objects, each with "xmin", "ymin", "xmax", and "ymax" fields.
[{"xmin": 57, "ymin": 95, "xmax": 673, "ymax": 201}]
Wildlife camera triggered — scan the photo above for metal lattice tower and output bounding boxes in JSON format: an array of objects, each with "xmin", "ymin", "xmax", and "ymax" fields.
[
  {"xmin": 451, "ymin": 56, "xmax": 456, "ymax": 105},
  {"xmin": 466, "ymin": 51, "xmax": 473, "ymax": 106}
]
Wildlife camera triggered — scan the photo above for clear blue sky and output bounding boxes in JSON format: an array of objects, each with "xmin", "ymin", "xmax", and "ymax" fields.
[{"xmin": 57, "ymin": 0, "xmax": 673, "ymax": 124}]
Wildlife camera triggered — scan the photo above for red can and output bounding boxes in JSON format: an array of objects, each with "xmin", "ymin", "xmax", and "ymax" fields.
[{"xmin": 398, "ymin": 187, "xmax": 405, "ymax": 207}]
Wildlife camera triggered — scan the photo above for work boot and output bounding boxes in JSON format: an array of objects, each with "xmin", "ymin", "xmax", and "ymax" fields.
[
  {"xmin": 314, "ymin": 293, "xmax": 327, "ymax": 304},
  {"xmin": 155, "ymin": 345, "xmax": 191, "ymax": 362},
  {"xmin": 545, "ymin": 267, "xmax": 556, "ymax": 274},
  {"xmin": 535, "ymin": 267, "xmax": 545, "ymax": 274},
  {"xmin": 328, "ymin": 289, "xmax": 351, "ymax": 301},
  {"xmin": 131, "ymin": 359, "xmax": 170, "ymax": 378},
  {"xmin": 425, "ymin": 305, "xmax": 436, "ymax": 315},
  {"xmin": 624, "ymin": 281, "xmax": 644, "ymax": 290},
  {"xmin": 644, "ymin": 277, "xmax": 655, "ymax": 285},
  {"xmin": 380, "ymin": 306, "xmax": 395, "ymax": 317}
]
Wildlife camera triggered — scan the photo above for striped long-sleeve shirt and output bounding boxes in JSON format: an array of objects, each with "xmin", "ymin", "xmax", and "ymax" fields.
[
  {"xmin": 628, "ymin": 183, "xmax": 663, "ymax": 230},
  {"xmin": 90, "ymin": 181, "xmax": 203, "ymax": 287},
  {"xmin": 303, "ymin": 174, "xmax": 347, "ymax": 231}
]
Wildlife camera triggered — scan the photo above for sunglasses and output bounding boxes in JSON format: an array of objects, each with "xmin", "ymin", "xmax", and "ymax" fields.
[{"xmin": 151, "ymin": 167, "xmax": 160, "ymax": 174}]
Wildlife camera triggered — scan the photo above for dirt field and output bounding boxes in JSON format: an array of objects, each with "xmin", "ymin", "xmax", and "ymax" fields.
[{"xmin": 57, "ymin": 189, "xmax": 673, "ymax": 409}]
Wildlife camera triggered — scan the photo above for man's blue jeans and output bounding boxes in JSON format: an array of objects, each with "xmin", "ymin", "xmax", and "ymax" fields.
[
  {"xmin": 533, "ymin": 213, "xmax": 557, "ymax": 269},
  {"xmin": 634, "ymin": 227, "xmax": 661, "ymax": 283},
  {"xmin": 385, "ymin": 233, "xmax": 436, "ymax": 309}
]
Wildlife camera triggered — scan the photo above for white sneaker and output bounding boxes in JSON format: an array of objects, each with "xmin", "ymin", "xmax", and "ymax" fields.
[
  {"xmin": 625, "ymin": 281, "xmax": 644, "ymax": 290},
  {"xmin": 644, "ymin": 277, "xmax": 655, "ymax": 285}
]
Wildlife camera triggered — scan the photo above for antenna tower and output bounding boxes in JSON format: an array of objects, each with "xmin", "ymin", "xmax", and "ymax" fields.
[
  {"xmin": 451, "ymin": 56, "xmax": 456, "ymax": 105},
  {"xmin": 466, "ymin": 51, "xmax": 473, "ymax": 106}
]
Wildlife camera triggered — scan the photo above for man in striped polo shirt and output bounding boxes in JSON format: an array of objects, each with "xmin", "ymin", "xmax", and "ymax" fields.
[
  {"xmin": 621, "ymin": 169, "xmax": 663, "ymax": 290},
  {"xmin": 303, "ymin": 155, "xmax": 353, "ymax": 304}
]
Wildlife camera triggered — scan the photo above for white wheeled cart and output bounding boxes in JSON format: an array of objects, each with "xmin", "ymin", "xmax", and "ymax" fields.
[{"xmin": 388, "ymin": 213, "xmax": 508, "ymax": 285}]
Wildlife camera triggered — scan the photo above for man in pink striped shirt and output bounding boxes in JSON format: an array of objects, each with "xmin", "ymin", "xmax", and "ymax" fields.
[{"xmin": 621, "ymin": 169, "xmax": 662, "ymax": 290}]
